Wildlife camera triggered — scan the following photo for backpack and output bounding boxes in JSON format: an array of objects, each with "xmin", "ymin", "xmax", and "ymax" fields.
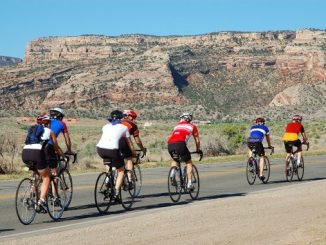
[{"xmin": 25, "ymin": 124, "xmax": 45, "ymax": 144}]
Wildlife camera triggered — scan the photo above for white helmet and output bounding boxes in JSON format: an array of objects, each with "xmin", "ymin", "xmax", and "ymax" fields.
[
  {"xmin": 180, "ymin": 112, "xmax": 193, "ymax": 122},
  {"xmin": 50, "ymin": 107, "xmax": 65, "ymax": 118}
]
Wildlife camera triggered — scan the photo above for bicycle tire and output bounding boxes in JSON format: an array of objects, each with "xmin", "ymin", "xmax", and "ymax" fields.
[
  {"xmin": 246, "ymin": 157, "xmax": 256, "ymax": 185},
  {"xmin": 15, "ymin": 178, "xmax": 37, "ymax": 225},
  {"xmin": 296, "ymin": 157, "xmax": 304, "ymax": 181},
  {"xmin": 133, "ymin": 164, "xmax": 142, "ymax": 198},
  {"xmin": 168, "ymin": 166, "xmax": 182, "ymax": 202},
  {"xmin": 120, "ymin": 170, "xmax": 135, "ymax": 210},
  {"xmin": 60, "ymin": 169, "xmax": 73, "ymax": 209},
  {"xmin": 94, "ymin": 172, "xmax": 112, "ymax": 214},
  {"xmin": 261, "ymin": 157, "xmax": 270, "ymax": 184},
  {"xmin": 47, "ymin": 177, "xmax": 66, "ymax": 221},
  {"xmin": 286, "ymin": 160, "xmax": 294, "ymax": 182},
  {"xmin": 187, "ymin": 164, "xmax": 200, "ymax": 200}
]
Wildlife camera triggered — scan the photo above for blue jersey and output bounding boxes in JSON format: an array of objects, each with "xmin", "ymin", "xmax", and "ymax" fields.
[
  {"xmin": 48, "ymin": 119, "xmax": 67, "ymax": 145},
  {"xmin": 249, "ymin": 124, "xmax": 270, "ymax": 142}
]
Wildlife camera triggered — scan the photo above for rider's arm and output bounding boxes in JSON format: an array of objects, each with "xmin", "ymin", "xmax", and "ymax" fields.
[
  {"xmin": 50, "ymin": 131, "xmax": 64, "ymax": 157},
  {"xmin": 126, "ymin": 136, "xmax": 136, "ymax": 156},
  {"xmin": 194, "ymin": 135, "xmax": 201, "ymax": 152},
  {"xmin": 63, "ymin": 131, "xmax": 73, "ymax": 154},
  {"xmin": 134, "ymin": 135, "xmax": 146, "ymax": 155},
  {"xmin": 265, "ymin": 134, "xmax": 272, "ymax": 148},
  {"xmin": 301, "ymin": 132, "xmax": 308, "ymax": 143}
]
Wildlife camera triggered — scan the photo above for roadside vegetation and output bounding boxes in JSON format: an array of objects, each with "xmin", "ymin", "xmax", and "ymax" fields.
[{"xmin": 0, "ymin": 117, "xmax": 326, "ymax": 179}]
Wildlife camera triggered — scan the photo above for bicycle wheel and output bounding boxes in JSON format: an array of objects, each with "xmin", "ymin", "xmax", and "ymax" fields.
[
  {"xmin": 94, "ymin": 172, "xmax": 112, "ymax": 214},
  {"xmin": 261, "ymin": 157, "xmax": 270, "ymax": 184},
  {"xmin": 120, "ymin": 170, "xmax": 135, "ymax": 210},
  {"xmin": 286, "ymin": 160, "xmax": 294, "ymax": 182},
  {"xmin": 246, "ymin": 158, "xmax": 256, "ymax": 185},
  {"xmin": 168, "ymin": 166, "xmax": 182, "ymax": 202},
  {"xmin": 61, "ymin": 169, "xmax": 73, "ymax": 209},
  {"xmin": 15, "ymin": 178, "xmax": 37, "ymax": 225},
  {"xmin": 133, "ymin": 164, "xmax": 142, "ymax": 198},
  {"xmin": 187, "ymin": 164, "xmax": 200, "ymax": 200},
  {"xmin": 47, "ymin": 177, "xmax": 66, "ymax": 221},
  {"xmin": 296, "ymin": 157, "xmax": 304, "ymax": 181}
]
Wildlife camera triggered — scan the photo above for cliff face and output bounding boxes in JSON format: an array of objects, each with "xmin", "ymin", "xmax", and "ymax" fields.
[{"xmin": 1, "ymin": 29, "xmax": 326, "ymax": 120}]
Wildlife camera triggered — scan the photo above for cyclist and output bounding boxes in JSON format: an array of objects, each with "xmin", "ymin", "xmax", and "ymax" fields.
[
  {"xmin": 247, "ymin": 117, "xmax": 272, "ymax": 181},
  {"xmin": 22, "ymin": 113, "xmax": 64, "ymax": 211},
  {"xmin": 120, "ymin": 109, "xmax": 147, "ymax": 185},
  {"xmin": 167, "ymin": 112, "xmax": 202, "ymax": 191},
  {"xmin": 48, "ymin": 107, "xmax": 74, "ymax": 176},
  {"xmin": 283, "ymin": 114, "xmax": 308, "ymax": 174},
  {"xmin": 96, "ymin": 110, "xmax": 135, "ymax": 199}
]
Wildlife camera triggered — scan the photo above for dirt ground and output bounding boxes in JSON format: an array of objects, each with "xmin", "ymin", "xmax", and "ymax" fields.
[{"xmin": 2, "ymin": 180, "xmax": 326, "ymax": 245}]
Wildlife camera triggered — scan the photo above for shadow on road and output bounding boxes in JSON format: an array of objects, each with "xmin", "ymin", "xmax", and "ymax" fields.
[
  {"xmin": 269, "ymin": 177, "xmax": 326, "ymax": 185},
  {"xmin": 0, "ymin": 229, "xmax": 15, "ymax": 233}
]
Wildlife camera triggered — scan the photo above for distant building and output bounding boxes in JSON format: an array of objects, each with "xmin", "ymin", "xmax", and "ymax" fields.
[{"xmin": 192, "ymin": 120, "xmax": 212, "ymax": 125}]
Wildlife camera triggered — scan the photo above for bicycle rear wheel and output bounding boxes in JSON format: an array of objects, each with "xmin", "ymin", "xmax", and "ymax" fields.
[
  {"xmin": 246, "ymin": 158, "xmax": 256, "ymax": 185},
  {"xmin": 286, "ymin": 160, "xmax": 294, "ymax": 182},
  {"xmin": 47, "ymin": 177, "xmax": 66, "ymax": 221},
  {"xmin": 120, "ymin": 170, "xmax": 135, "ymax": 210},
  {"xmin": 168, "ymin": 166, "xmax": 182, "ymax": 202},
  {"xmin": 133, "ymin": 164, "xmax": 142, "ymax": 198},
  {"xmin": 187, "ymin": 164, "xmax": 200, "ymax": 200},
  {"xmin": 61, "ymin": 169, "xmax": 73, "ymax": 209},
  {"xmin": 296, "ymin": 157, "xmax": 304, "ymax": 181},
  {"xmin": 94, "ymin": 172, "xmax": 112, "ymax": 214},
  {"xmin": 261, "ymin": 157, "xmax": 270, "ymax": 184},
  {"xmin": 15, "ymin": 178, "xmax": 37, "ymax": 225}
]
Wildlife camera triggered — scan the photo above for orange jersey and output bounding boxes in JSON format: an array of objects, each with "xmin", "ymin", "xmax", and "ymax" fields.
[
  {"xmin": 283, "ymin": 122, "xmax": 305, "ymax": 141},
  {"xmin": 120, "ymin": 119, "xmax": 139, "ymax": 137}
]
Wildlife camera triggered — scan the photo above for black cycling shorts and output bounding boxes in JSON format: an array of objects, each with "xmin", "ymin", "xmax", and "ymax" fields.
[
  {"xmin": 284, "ymin": 140, "xmax": 302, "ymax": 153},
  {"xmin": 168, "ymin": 142, "xmax": 191, "ymax": 162},
  {"xmin": 22, "ymin": 148, "xmax": 48, "ymax": 170},
  {"xmin": 46, "ymin": 144, "xmax": 58, "ymax": 168},
  {"xmin": 97, "ymin": 147, "xmax": 124, "ymax": 169},
  {"xmin": 119, "ymin": 137, "xmax": 132, "ymax": 158},
  {"xmin": 247, "ymin": 142, "xmax": 265, "ymax": 157}
]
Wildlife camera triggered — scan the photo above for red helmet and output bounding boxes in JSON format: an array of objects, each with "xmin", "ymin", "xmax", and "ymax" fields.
[
  {"xmin": 123, "ymin": 109, "xmax": 137, "ymax": 119},
  {"xmin": 255, "ymin": 117, "xmax": 265, "ymax": 124},
  {"xmin": 292, "ymin": 114, "xmax": 302, "ymax": 122},
  {"xmin": 37, "ymin": 113, "xmax": 50, "ymax": 125}
]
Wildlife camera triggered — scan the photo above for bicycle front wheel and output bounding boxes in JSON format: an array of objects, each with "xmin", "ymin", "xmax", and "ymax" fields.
[
  {"xmin": 187, "ymin": 164, "xmax": 200, "ymax": 200},
  {"xmin": 120, "ymin": 170, "xmax": 135, "ymax": 210},
  {"xmin": 94, "ymin": 172, "xmax": 112, "ymax": 214},
  {"xmin": 47, "ymin": 177, "xmax": 66, "ymax": 221},
  {"xmin": 261, "ymin": 157, "xmax": 270, "ymax": 184},
  {"xmin": 133, "ymin": 164, "xmax": 142, "ymax": 198},
  {"xmin": 246, "ymin": 158, "xmax": 256, "ymax": 185},
  {"xmin": 61, "ymin": 169, "xmax": 73, "ymax": 209},
  {"xmin": 296, "ymin": 157, "xmax": 304, "ymax": 181},
  {"xmin": 168, "ymin": 167, "xmax": 182, "ymax": 202},
  {"xmin": 15, "ymin": 178, "xmax": 37, "ymax": 225},
  {"xmin": 286, "ymin": 161, "xmax": 294, "ymax": 182}
]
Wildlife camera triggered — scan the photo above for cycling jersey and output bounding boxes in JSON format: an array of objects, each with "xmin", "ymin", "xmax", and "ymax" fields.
[
  {"xmin": 120, "ymin": 119, "xmax": 139, "ymax": 137},
  {"xmin": 167, "ymin": 121, "xmax": 199, "ymax": 144},
  {"xmin": 48, "ymin": 118, "xmax": 68, "ymax": 145},
  {"xmin": 248, "ymin": 124, "xmax": 270, "ymax": 143},
  {"xmin": 283, "ymin": 122, "xmax": 304, "ymax": 141},
  {"xmin": 97, "ymin": 123, "xmax": 130, "ymax": 150}
]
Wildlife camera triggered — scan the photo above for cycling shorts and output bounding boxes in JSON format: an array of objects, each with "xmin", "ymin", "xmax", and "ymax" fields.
[
  {"xmin": 247, "ymin": 142, "xmax": 265, "ymax": 157},
  {"xmin": 22, "ymin": 148, "xmax": 48, "ymax": 170},
  {"xmin": 97, "ymin": 147, "xmax": 124, "ymax": 169},
  {"xmin": 168, "ymin": 142, "xmax": 191, "ymax": 162},
  {"xmin": 119, "ymin": 137, "xmax": 132, "ymax": 158},
  {"xmin": 46, "ymin": 144, "xmax": 58, "ymax": 168},
  {"xmin": 284, "ymin": 139, "xmax": 302, "ymax": 153}
]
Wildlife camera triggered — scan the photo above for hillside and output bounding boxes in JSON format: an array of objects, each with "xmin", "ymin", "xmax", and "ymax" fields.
[
  {"xmin": 0, "ymin": 29, "xmax": 325, "ymax": 120},
  {"xmin": 0, "ymin": 56, "xmax": 22, "ymax": 67}
]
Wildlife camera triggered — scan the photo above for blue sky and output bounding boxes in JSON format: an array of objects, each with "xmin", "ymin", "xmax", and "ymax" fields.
[{"xmin": 1, "ymin": 0, "xmax": 325, "ymax": 58}]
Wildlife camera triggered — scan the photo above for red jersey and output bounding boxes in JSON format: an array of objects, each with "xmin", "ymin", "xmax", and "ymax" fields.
[
  {"xmin": 120, "ymin": 119, "xmax": 139, "ymax": 137},
  {"xmin": 283, "ymin": 122, "xmax": 305, "ymax": 141},
  {"xmin": 167, "ymin": 121, "xmax": 199, "ymax": 143}
]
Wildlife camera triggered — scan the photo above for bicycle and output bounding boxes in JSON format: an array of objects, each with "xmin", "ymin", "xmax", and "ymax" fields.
[
  {"xmin": 167, "ymin": 151, "xmax": 203, "ymax": 203},
  {"xmin": 57, "ymin": 152, "xmax": 77, "ymax": 209},
  {"xmin": 286, "ymin": 142, "xmax": 309, "ymax": 182},
  {"xmin": 131, "ymin": 149, "xmax": 145, "ymax": 198},
  {"xmin": 94, "ymin": 158, "xmax": 136, "ymax": 214},
  {"xmin": 246, "ymin": 146, "xmax": 274, "ymax": 185},
  {"xmin": 15, "ymin": 161, "xmax": 67, "ymax": 225}
]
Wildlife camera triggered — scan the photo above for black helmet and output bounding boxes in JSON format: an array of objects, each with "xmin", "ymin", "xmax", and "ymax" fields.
[{"xmin": 110, "ymin": 110, "xmax": 123, "ymax": 120}]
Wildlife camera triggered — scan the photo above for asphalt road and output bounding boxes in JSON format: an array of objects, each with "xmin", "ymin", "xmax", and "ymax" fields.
[{"xmin": 1, "ymin": 155, "xmax": 326, "ymax": 240}]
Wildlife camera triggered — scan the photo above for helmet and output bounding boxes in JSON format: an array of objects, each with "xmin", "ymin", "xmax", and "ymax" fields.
[
  {"xmin": 292, "ymin": 114, "xmax": 302, "ymax": 122},
  {"xmin": 180, "ymin": 112, "xmax": 193, "ymax": 122},
  {"xmin": 255, "ymin": 117, "xmax": 265, "ymax": 124},
  {"xmin": 50, "ymin": 107, "xmax": 65, "ymax": 118},
  {"xmin": 110, "ymin": 110, "xmax": 123, "ymax": 120},
  {"xmin": 123, "ymin": 109, "xmax": 137, "ymax": 119},
  {"xmin": 37, "ymin": 113, "xmax": 50, "ymax": 125}
]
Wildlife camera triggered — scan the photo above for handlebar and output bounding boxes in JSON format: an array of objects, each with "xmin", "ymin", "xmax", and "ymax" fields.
[
  {"xmin": 135, "ymin": 149, "xmax": 146, "ymax": 158},
  {"xmin": 263, "ymin": 146, "xmax": 274, "ymax": 155},
  {"xmin": 190, "ymin": 150, "xmax": 204, "ymax": 161},
  {"xmin": 60, "ymin": 152, "xmax": 78, "ymax": 164},
  {"xmin": 303, "ymin": 142, "xmax": 310, "ymax": 151}
]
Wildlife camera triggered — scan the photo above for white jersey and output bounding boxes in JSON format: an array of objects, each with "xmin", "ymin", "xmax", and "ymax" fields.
[
  {"xmin": 96, "ymin": 123, "xmax": 130, "ymax": 150},
  {"xmin": 23, "ymin": 127, "xmax": 51, "ymax": 150}
]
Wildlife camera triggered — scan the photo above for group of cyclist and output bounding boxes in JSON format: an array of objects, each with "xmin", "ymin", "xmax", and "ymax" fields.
[{"xmin": 247, "ymin": 114, "xmax": 309, "ymax": 180}]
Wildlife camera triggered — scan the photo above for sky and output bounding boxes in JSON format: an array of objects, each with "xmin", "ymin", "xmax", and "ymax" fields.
[{"xmin": 1, "ymin": 0, "xmax": 325, "ymax": 58}]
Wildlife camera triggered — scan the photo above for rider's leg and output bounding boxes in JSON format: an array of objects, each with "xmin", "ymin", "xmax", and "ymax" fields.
[
  {"xmin": 38, "ymin": 168, "xmax": 50, "ymax": 201},
  {"xmin": 259, "ymin": 156, "xmax": 264, "ymax": 177},
  {"xmin": 186, "ymin": 160, "xmax": 193, "ymax": 188},
  {"xmin": 125, "ymin": 157, "xmax": 133, "ymax": 181},
  {"xmin": 115, "ymin": 166, "xmax": 125, "ymax": 195},
  {"xmin": 285, "ymin": 153, "xmax": 291, "ymax": 171}
]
